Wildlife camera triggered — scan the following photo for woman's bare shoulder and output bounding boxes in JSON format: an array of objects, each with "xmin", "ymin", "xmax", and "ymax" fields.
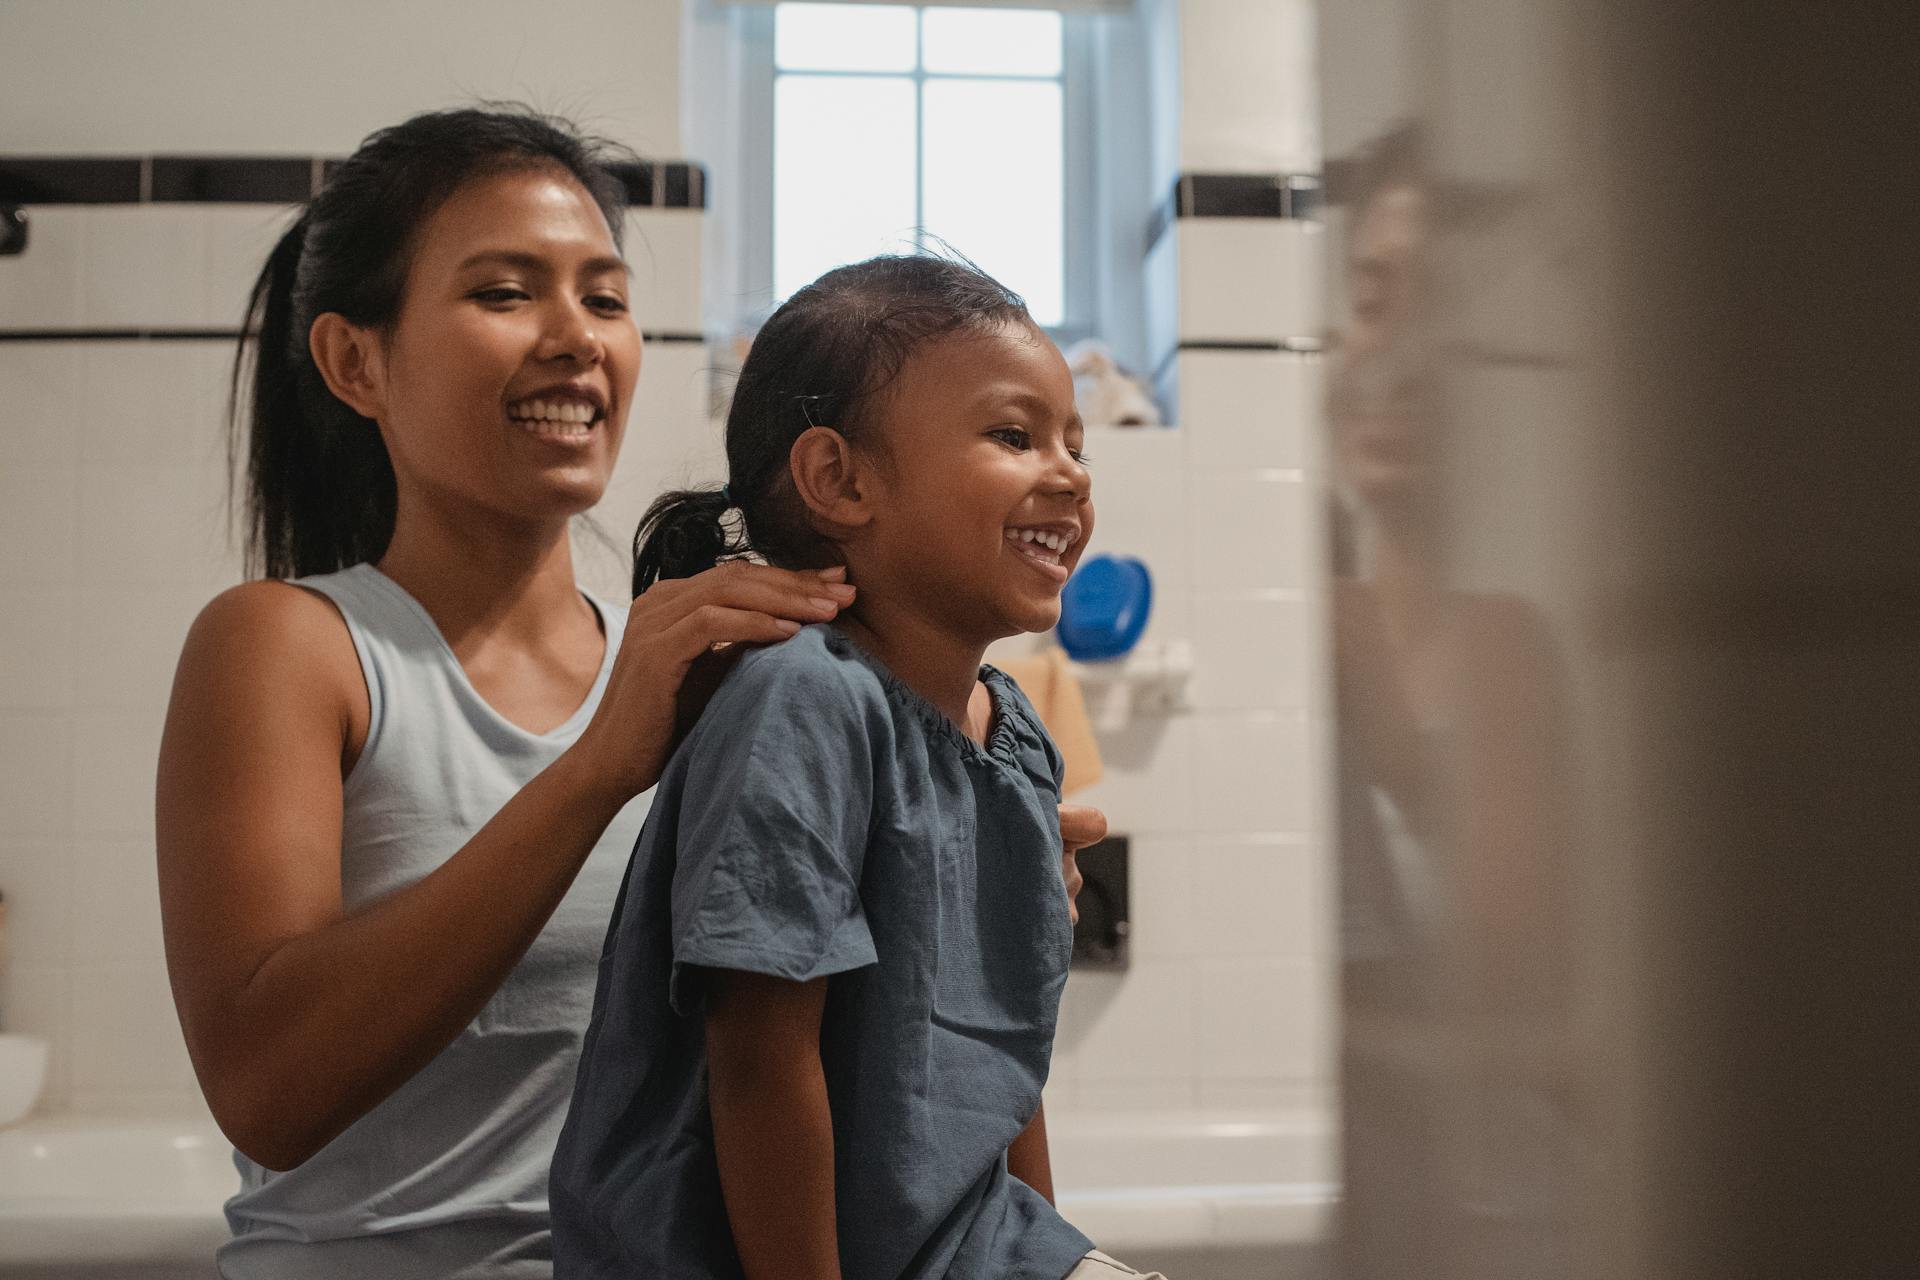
[{"xmin": 176, "ymin": 579, "xmax": 364, "ymax": 717}]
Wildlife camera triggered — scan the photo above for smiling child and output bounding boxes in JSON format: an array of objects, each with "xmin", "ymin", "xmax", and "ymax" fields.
[{"xmin": 549, "ymin": 256, "xmax": 1166, "ymax": 1280}]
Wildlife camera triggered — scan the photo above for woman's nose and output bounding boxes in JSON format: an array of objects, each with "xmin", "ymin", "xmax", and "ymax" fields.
[{"xmin": 541, "ymin": 299, "xmax": 604, "ymax": 365}]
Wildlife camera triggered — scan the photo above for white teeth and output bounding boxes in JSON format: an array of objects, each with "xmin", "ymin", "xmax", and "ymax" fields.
[
  {"xmin": 508, "ymin": 397, "xmax": 599, "ymax": 424},
  {"xmin": 1007, "ymin": 528, "xmax": 1073, "ymax": 553}
]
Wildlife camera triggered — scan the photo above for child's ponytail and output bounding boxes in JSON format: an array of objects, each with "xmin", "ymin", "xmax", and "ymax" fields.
[{"xmin": 632, "ymin": 487, "xmax": 742, "ymax": 595}]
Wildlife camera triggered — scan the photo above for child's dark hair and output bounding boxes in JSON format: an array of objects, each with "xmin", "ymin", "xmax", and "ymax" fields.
[
  {"xmin": 632, "ymin": 254, "xmax": 1033, "ymax": 594},
  {"xmin": 230, "ymin": 104, "xmax": 636, "ymax": 579}
]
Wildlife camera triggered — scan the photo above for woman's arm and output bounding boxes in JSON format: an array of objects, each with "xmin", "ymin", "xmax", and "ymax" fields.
[
  {"xmin": 1007, "ymin": 1102, "xmax": 1057, "ymax": 1204},
  {"xmin": 705, "ymin": 971, "xmax": 844, "ymax": 1280},
  {"xmin": 158, "ymin": 565, "xmax": 850, "ymax": 1171}
]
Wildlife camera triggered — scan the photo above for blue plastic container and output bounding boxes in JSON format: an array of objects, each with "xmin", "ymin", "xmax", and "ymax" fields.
[{"xmin": 1056, "ymin": 554, "xmax": 1153, "ymax": 661}]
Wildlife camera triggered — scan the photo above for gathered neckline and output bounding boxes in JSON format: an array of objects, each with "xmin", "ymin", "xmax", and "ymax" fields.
[{"xmin": 816, "ymin": 625, "xmax": 1038, "ymax": 771}]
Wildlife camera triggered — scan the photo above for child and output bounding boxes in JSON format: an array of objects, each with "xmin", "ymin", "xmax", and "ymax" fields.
[{"xmin": 550, "ymin": 256, "xmax": 1165, "ymax": 1280}]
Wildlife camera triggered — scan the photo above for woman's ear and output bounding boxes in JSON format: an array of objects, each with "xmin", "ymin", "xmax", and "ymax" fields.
[
  {"xmin": 308, "ymin": 312, "xmax": 387, "ymax": 421},
  {"xmin": 789, "ymin": 425, "xmax": 876, "ymax": 535}
]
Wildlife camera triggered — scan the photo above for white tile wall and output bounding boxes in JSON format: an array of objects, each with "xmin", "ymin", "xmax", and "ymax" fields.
[
  {"xmin": 201, "ymin": 205, "xmax": 297, "ymax": 330},
  {"xmin": 1174, "ymin": 219, "xmax": 1327, "ymax": 344},
  {"xmin": 1180, "ymin": 349, "xmax": 1321, "ymax": 470},
  {"xmin": 625, "ymin": 209, "xmax": 706, "ymax": 337},
  {"xmin": 0, "ymin": 208, "xmax": 86, "ymax": 329},
  {"xmin": 83, "ymin": 207, "xmax": 211, "ymax": 329},
  {"xmin": 1024, "ymin": 283, "xmax": 1333, "ymax": 1112},
  {"xmin": 0, "ymin": 342, "xmax": 85, "ymax": 462}
]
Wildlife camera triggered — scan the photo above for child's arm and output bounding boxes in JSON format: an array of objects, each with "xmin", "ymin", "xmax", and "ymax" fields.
[
  {"xmin": 1007, "ymin": 1101, "xmax": 1057, "ymax": 1204},
  {"xmin": 706, "ymin": 970, "xmax": 844, "ymax": 1280}
]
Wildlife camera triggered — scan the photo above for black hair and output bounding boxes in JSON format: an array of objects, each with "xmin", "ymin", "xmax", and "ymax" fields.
[
  {"xmin": 229, "ymin": 104, "xmax": 636, "ymax": 579},
  {"xmin": 631, "ymin": 253, "xmax": 1033, "ymax": 594}
]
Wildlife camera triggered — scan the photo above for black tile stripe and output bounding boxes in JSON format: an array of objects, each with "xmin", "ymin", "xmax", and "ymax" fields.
[
  {"xmin": 2, "ymin": 157, "xmax": 709, "ymax": 209},
  {"xmin": 150, "ymin": 157, "xmax": 314, "ymax": 204},
  {"xmin": 0, "ymin": 327, "xmax": 709, "ymax": 344},
  {"xmin": 605, "ymin": 161, "xmax": 710, "ymax": 210},
  {"xmin": 0, "ymin": 158, "xmax": 142, "ymax": 204},
  {"xmin": 1146, "ymin": 171, "xmax": 1323, "ymax": 254}
]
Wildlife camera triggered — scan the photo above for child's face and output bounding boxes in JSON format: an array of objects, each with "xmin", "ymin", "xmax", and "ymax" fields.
[{"xmin": 859, "ymin": 320, "xmax": 1093, "ymax": 640}]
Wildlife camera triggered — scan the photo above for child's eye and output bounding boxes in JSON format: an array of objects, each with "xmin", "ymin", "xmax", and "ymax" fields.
[
  {"xmin": 989, "ymin": 426, "xmax": 1032, "ymax": 450},
  {"xmin": 587, "ymin": 294, "xmax": 630, "ymax": 315}
]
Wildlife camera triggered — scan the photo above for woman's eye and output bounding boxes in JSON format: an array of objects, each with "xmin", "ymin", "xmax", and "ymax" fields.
[{"xmin": 989, "ymin": 427, "xmax": 1032, "ymax": 450}]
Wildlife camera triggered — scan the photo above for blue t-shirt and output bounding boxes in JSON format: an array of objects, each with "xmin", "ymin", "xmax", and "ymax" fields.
[{"xmin": 551, "ymin": 624, "xmax": 1092, "ymax": 1279}]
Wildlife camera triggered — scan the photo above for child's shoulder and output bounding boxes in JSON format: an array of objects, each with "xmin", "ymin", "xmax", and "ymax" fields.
[{"xmin": 710, "ymin": 622, "xmax": 890, "ymax": 719}]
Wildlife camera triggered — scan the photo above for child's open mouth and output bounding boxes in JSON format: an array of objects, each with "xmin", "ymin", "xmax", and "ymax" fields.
[
  {"xmin": 507, "ymin": 394, "xmax": 606, "ymax": 444},
  {"xmin": 1005, "ymin": 525, "xmax": 1077, "ymax": 579}
]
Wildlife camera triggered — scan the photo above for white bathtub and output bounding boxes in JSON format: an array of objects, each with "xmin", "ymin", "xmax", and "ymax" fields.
[
  {"xmin": 1050, "ymin": 1109, "xmax": 1336, "ymax": 1279},
  {"xmin": 0, "ymin": 1116, "xmax": 231, "ymax": 1279},
  {"xmin": 0, "ymin": 1109, "xmax": 1335, "ymax": 1278}
]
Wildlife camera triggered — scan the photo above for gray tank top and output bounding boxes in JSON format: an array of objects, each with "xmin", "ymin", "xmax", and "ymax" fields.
[{"xmin": 218, "ymin": 563, "xmax": 649, "ymax": 1280}]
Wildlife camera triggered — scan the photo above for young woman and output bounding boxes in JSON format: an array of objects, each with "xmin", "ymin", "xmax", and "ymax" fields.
[
  {"xmin": 154, "ymin": 107, "xmax": 1103, "ymax": 1279},
  {"xmin": 550, "ymin": 255, "xmax": 1165, "ymax": 1280}
]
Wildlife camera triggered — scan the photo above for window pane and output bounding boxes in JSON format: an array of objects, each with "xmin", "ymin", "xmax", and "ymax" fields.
[
  {"xmin": 776, "ymin": 3, "xmax": 918, "ymax": 73},
  {"xmin": 921, "ymin": 78, "xmax": 1064, "ymax": 325},
  {"xmin": 921, "ymin": 7, "xmax": 1062, "ymax": 77},
  {"xmin": 775, "ymin": 75, "xmax": 920, "ymax": 301}
]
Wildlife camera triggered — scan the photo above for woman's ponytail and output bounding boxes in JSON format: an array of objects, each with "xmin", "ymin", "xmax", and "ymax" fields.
[{"xmin": 632, "ymin": 488, "xmax": 741, "ymax": 595}]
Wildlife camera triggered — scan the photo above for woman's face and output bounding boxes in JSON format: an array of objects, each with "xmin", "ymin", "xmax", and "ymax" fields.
[
  {"xmin": 1330, "ymin": 180, "xmax": 1432, "ymax": 518},
  {"xmin": 372, "ymin": 167, "xmax": 641, "ymax": 531}
]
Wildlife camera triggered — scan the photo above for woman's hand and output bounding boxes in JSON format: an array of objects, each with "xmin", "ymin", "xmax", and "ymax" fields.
[
  {"xmin": 1057, "ymin": 803, "xmax": 1107, "ymax": 926},
  {"xmin": 573, "ymin": 562, "xmax": 855, "ymax": 803}
]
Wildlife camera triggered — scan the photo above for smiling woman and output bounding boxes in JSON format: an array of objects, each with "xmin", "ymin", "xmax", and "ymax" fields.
[
  {"xmin": 153, "ymin": 106, "xmax": 864, "ymax": 1280},
  {"xmin": 305, "ymin": 168, "xmax": 640, "ymax": 537}
]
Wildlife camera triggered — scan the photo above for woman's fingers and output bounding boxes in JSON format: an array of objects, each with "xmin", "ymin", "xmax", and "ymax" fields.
[
  {"xmin": 659, "ymin": 604, "xmax": 808, "ymax": 660},
  {"xmin": 1056, "ymin": 803, "xmax": 1105, "ymax": 928},
  {"xmin": 1057, "ymin": 803, "xmax": 1109, "ymax": 852},
  {"xmin": 657, "ymin": 561, "xmax": 855, "ymax": 625}
]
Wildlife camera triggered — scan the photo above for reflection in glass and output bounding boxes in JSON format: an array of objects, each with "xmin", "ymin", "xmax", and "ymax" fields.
[{"xmin": 1327, "ymin": 126, "xmax": 1579, "ymax": 1279}]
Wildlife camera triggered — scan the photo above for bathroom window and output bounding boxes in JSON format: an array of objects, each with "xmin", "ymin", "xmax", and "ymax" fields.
[{"xmin": 739, "ymin": 2, "xmax": 1095, "ymax": 336}]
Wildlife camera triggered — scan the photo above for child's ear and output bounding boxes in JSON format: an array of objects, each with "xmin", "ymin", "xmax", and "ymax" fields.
[
  {"xmin": 309, "ymin": 312, "xmax": 388, "ymax": 422},
  {"xmin": 789, "ymin": 426, "xmax": 876, "ymax": 534}
]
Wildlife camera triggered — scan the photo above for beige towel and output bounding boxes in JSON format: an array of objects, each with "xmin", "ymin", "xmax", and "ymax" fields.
[{"xmin": 996, "ymin": 646, "xmax": 1104, "ymax": 796}]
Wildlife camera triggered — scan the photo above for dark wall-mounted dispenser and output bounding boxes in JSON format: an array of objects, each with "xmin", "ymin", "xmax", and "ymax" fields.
[
  {"xmin": 1069, "ymin": 836, "xmax": 1130, "ymax": 969},
  {"xmin": 0, "ymin": 206, "xmax": 26, "ymax": 257}
]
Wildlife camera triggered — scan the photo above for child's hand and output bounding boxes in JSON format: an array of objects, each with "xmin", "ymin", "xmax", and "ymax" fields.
[{"xmin": 1057, "ymin": 804, "xmax": 1107, "ymax": 926}]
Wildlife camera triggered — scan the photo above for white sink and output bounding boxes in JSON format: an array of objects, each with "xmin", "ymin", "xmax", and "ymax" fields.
[{"xmin": 0, "ymin": 1116, "xmax": 232, "ymax": 1271}]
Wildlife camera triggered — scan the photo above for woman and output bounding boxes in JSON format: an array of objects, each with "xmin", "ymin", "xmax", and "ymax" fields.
[{"xmin": 154, "ymin": 107, "xmax": 1100, "ymax": 1279}]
